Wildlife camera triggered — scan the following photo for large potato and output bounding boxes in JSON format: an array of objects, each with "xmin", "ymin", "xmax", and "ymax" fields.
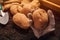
[
  {"xmin": 13, "ymin": 13, "xmax": 31, "ymax": 29},
  {"xmin": 32, "ymin": 9, "xmax": 48, "ymax": 30}
]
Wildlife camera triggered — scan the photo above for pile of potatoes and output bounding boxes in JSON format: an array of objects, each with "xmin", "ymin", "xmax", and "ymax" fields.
[{"xmin": 3, "ymin": 0, "xmax": 48, "ymax": 30}]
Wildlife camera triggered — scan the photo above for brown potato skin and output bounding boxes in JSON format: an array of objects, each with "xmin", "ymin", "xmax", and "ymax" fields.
[
  {"xmin": 17, "ymin": 5, "xmax": 22, "ymax": 12},
  {"xmin": 10, "ymin": 4, "xmax": 18, "ymax": 15},
  {"xmin": 21, "ymin": 0, "xmax": 40, "ymax": 12},
  {"xmin": 20, "ymin": 7, "xmax": 31, "ymax": 15},
  {"xmin": 32, "ymin": 9, "xmax": 48, "ymax": 30},
  {"xmin": 3, "ymin": 4, "xmax": 12, "ymax": 11},
  {"xmin": 4, "ymin": 0, "xmax": 21, "ymax": 3},
  {"xmin": 13, "ymin": 13, "xmax": 31, "ymax": 29}
]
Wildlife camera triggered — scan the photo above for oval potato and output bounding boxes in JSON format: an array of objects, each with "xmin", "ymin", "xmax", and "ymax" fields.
[
  {"xmin": 32, "ymin": 9, "xmax": 48, "ymax": 30},
  {"xmin": 3, "ymin": 4, "xmax": 12, "ymax": 11},
  {"xmin": 13, "ymin": 13, "xmax": 31, "ymax": 29},
  {"xmin": 10, "ymin": 4, "xmax": 18, "ymax": 15}
]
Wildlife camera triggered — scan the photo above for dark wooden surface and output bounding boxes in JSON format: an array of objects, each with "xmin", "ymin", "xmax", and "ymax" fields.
[
  {"xmin": 48, "ymin": 0, "xmax": 60, "ymax": 5},
  {"xmin": 0, "ymin": 5, "xmax": 60, "ymax": 40}
]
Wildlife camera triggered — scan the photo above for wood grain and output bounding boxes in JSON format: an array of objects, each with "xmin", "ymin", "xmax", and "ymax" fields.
[
  {"xmin": 48, "ymin": 0, "xmax": 60, "ymax": 5},
  {"xmin": 41, "ymin": 0, "xmax": 60, "ymax": 12}
]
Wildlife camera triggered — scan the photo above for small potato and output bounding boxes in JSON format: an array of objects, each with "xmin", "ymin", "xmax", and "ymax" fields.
[
  {"xmin": 10, "ymin": 4, "xmax": 18, "ymax": 15},
  {"xmin": 11, "ymin": 3, "xmax": 20, "ymax": 5},
  {"xmin": 3, "ymin": 4, "xmax": 12, "ymax": 11},
  {"xmin": 23, "ymin": 4, "xmax": 34, "ymax": 12},
  {"xmin": 21, "ymin": 0, "xmax": 31, "ymax": 6},
  {"xmin": 20, "ymin": 7, "xmax": 31, "ymax": 15},
  {"xmin": 13, "ymin": 13, "xmax": 31, "ymax": 29},
  {"xmin": 4, "ymin": 0, "xmax": 21, "ymax": 4},
  {"xmin": 22, "ymin": 0, "xmax": 40, "ymax": 11},
  {"xmin": 23, "ymin": 3, "xmax": 39, "ymax": 12},
  {"xmin": 17, "ymin": 5, "xmax": 22, "ymax": 12},
  {"xmin": 17, "ymin": 5, "xmax": 31, "ymax": 15},
  {"xmin": 30, "ymin": 0, "xmax": 40, "ymax": 8},
  {"xmin": 32, "ymin": 9, "xmax": 48, "ymax": 30}
]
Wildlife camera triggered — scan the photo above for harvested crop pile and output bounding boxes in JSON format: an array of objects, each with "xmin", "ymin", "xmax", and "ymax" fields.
[
  {"xmin": 3, "ymin": 0, "xmax": 48, "ymax": 30},
  {"xmin": 0, "ymin": 0, "xmax": 56, "ymax": 39}
]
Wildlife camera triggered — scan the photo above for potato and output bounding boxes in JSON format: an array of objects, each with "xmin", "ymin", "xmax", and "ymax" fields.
[
  {"xmin": 13, "ymin": 13, "xmax": 31, "ymax": 29},
  {"xmin": 30, "ymin": 0, "xmax": 40, "ymax": 8},
  {"xmin": 17, "ymin": 5, "xmax": 22, "ymax": 12},
  {"xmin": 4, "ymin": 0, "xmax": 21, "ymax": 4},
  {"xmin": 20, "ymin": 7, "xmax": 31, "ymax": 15},
  {"xmin": 10, "ymin": 4, "xmax": 18, "ymax": 15},
  {"xmin": 23, "ymin": 3, "xmax": 39, "ymax": 12},
  {"xmin": 21, "ymin": 0, "xmax": 31, "ymax": 6},
  {"xmin": 17, "ymin": 5, "xmax": 31, "ymax": 15},
  {"xmin": 3, "ymin": 4, "xmax": 12, "ymax": 11},
  {"xmin": 32, "ymin": 9, "xmax": 48, "ymax": 30}
]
